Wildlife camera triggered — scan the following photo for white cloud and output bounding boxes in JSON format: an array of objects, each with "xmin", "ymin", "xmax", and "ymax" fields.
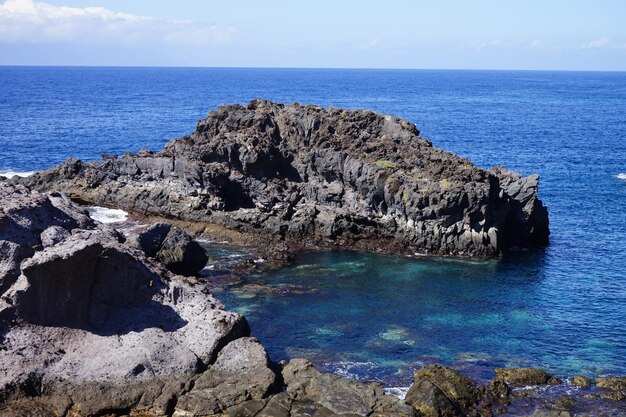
[
  {"xmin": 475, "ymin": 39, "xmax": 503, "ymax": 50},
  {"xmin": 580, "ymin": 37, "xmax": 611, "ymax": 50},
  {"xmin": 0, "ymin": 0, "xmax": 240, "ymax": 46},
  {"xmin": 359, "ymin": 38, "xmax": 381, "ymax": 50}
]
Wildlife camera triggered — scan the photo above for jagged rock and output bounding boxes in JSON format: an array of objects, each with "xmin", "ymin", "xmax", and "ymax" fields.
[
  {"xmin": 174, "ymin": 337, "xmax": 278, "ymax": 416},
  {"xmin": 131, "ymin": 223, "xmax": 208, "ymax": 276},
  {"xmin": 0, "ymin": 182, "xmax": 96, "ymax": 294},
  {"xmin": 411, "ymin": 364, "xmax": 480, "ymax": 407},
  {"xmin": 405, "ymin": 365, "xmax": 480, "ymax": 417},
  {"xmin": 493, "ymin": 368, "xmax": 562, "ymax": 387},
  {"xmin": 405, "ymin": 379, "xmax": 461, "ymax": 417},
  {"xmin": 583, "ymin": 391, "xmax": 626, "ymax": 401},
  {"xmin": 281, "ymin": 358, "xmax": 415, "ymax": 416},
  {"xmin": 18, "ymin": 100, "xmax": 550, "ymax": 258}
]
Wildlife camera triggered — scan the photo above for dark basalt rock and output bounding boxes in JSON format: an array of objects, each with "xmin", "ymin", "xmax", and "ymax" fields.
[
  {"xmin": 18, "ymin": 100, "xmax": 549, "ymax": 258},
  {"xmin": 131, "ymin": 222, "xmax": 208, "ymax": 276}
]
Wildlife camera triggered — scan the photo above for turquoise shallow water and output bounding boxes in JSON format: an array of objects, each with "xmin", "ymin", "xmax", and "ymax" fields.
[
  {"xmin": 214, "ymin": 249, "xmax": 624, "ymax": 386},
  {"xmin": 1, "ymin": 67, "xmax": 626, "ymax": 388}
]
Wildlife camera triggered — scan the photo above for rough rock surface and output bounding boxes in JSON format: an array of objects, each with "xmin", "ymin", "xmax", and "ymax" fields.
[
  {"xmin": 19, "ymin": 100, "xmax": 549, "ymax": 258},
  {"xmin": 405, "ymin": 364, "xmax": 480, "ymax": 417},
  {"xmin": 570, "ymin": 375, "xmax": 591, "ymax": 389},
  {"xmin": 493, "ymin": 368, "xmax": 562, "ymax": 387},
  {"xmin": 131, "ymin": 223, "xmax": 208, "ymax": 276},
  {"xmin": 596, "ymin": 377, "xmax": 626, "ymax": 391},
  {"xmin": 279, "ymin": 358, "xmax": 415, "ymax": 416},
  {"xmin": 173, "ymin": 337, "xmax": 278, "ymax": 416},
  {"xmin": 0, "ymin": 183, "xmax": 265, "ymax": 416}
]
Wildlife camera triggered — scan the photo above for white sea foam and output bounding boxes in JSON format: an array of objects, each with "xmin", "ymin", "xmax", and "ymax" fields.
[
  {"xmin": 87, "ymin": 206, "xmax": 129, "ymax": 224},
  {"xmin": 384, "ymin": 386, "xmax": 410, "ymax": 399},
  {"xmin": 0, "ymin": 170, "xmax": 37, "ymax": 178},
  {"xmin": 617, "ymin": 173, "xmax": 626, "ymax": 180}
]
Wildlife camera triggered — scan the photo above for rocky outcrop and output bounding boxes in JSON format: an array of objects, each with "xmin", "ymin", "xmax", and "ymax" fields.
[
  {"xmin": 274, "ymin": 358, "xmax": 415, "ymax": 417},
  {"xmin": 131, "ymin": 223, "xmax": 208, "ymax": 276},
  {"xmin": 0, "ymin": 183, "xmax": 272, "ymax": 416},
  {"xmin": 18, "ymin": 100, "xmax": 549, "ymax": 258}
]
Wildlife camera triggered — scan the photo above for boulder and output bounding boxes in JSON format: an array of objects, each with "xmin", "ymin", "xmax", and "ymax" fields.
[
  {"xmin": 570, "ymin": 375, "xmax": 591, "ymax": 388},
  {"xmin": 493, "ymin": 368, "xmax": 562, "ymax": 387},
  {"xmin": 282, "ymin": 358, "xmax": 415, "ymax": 416},
  {"xmin": 405, "ymin": 364, "xmax": 480, "ymax": 417},
  {"xmin": 39, "ymin": 226, "xmax": 70, "ymax": 247},
  {"xmin": 133, "ymin": 222, "xmax": 171, "ymax": 257},
  {"xmin": 132, "ymin": 223, "xmax": 208, "ymax": 276},
  {"xmin": 156, "ymin": 226, "xmax": 208, "ymax": 276},
  {"xmin": 405, "ymin": 379, "xmax": 461, "ymax": 417},
  {"xmin": 18, "ymin": 100, "xmax": 550, "ymax": 258}
]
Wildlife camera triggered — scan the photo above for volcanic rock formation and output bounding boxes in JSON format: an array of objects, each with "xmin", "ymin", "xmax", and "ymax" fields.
[{"xmin": 19, "ymin": 100, "xmax": 549, "ymax": 257}]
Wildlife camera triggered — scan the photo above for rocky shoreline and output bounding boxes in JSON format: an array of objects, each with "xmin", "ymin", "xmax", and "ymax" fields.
[
  {"xmin": 3, "ymin": 102, "xmax": 620, "ymax": 416},
  {"xmin": 0, "ymin": 184, "xmax": 624, "ymax": 417}
]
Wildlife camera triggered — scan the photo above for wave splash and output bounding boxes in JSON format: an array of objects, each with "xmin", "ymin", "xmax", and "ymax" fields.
[
  {"xmin": 617, "ymin": 173, "xmax": 626, "ymax": 180},
  {"xmin": 0, "ymin": 170, "xmax": 37, "ymax": 178},
  {"xmin": 88, "ymin": 206, "xmax": 129, "ymax": 224}
]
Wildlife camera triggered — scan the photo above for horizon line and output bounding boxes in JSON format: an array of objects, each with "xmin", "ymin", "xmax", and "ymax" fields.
[{"xmin": 1, "ymin": 64, "xmax": 625, "ymax": 73}]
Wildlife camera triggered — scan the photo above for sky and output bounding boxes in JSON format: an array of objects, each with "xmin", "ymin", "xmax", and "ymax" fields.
[{"xmin": 0, "ymin": 0, "xmax": 625, "ymax": 70}]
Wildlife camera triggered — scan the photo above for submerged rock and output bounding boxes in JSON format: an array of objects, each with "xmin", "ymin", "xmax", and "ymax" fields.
[{"xmin": 18, "ymin": 100, "xmax": 550, "ymax": 258}]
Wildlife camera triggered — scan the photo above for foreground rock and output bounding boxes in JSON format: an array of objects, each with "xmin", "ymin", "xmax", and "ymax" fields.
[
  {"xmin": 19, "ymin": 100, "xmax": 549, "ymax": 258},
  {"xmin": 406, "ymin": 364, "xmax": 480, "ymax": 417},
  {"xmin": 224, "ymin": 358, "xmax": 417, "ymax": 417},
  {"xmin": 0, "ymin": 183, "xmax": 267, "ymax": 416}
]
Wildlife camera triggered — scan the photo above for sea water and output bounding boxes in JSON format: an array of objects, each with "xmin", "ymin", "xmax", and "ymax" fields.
[{"xmin": 1, "ymin": 67, "xmax": 625, "ymax": 387}]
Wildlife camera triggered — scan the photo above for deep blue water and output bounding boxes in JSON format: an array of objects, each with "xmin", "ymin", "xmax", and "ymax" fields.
[{"xmin": 1, "ymin": 67, "xmax": 626, "ymax": 387}]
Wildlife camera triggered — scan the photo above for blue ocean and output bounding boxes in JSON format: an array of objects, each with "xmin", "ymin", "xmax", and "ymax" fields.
[{"xmin": 1, "ymin": 67, "xmax": 625, "ymax": 388}]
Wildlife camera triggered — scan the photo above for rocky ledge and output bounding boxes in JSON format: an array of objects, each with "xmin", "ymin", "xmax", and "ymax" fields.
[{"xmin": 17, "ymin": 100, "xmax": 549, "ymax": 258}]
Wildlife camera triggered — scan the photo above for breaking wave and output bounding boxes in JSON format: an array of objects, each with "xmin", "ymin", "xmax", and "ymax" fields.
[{"xmin": 87, "ymin": 206, "xmax": 129, "ymax": 224}]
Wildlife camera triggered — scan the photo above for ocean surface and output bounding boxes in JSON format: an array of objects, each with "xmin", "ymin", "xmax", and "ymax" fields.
[{"xmin": 1, "ymin": 67, "xmax": 626, "ymax": 389}]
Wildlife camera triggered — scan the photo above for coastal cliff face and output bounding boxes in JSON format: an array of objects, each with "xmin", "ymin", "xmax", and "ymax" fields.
[{"xmin": 20, "ymin": 100, "xmax": 549, "ymax": 257}]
